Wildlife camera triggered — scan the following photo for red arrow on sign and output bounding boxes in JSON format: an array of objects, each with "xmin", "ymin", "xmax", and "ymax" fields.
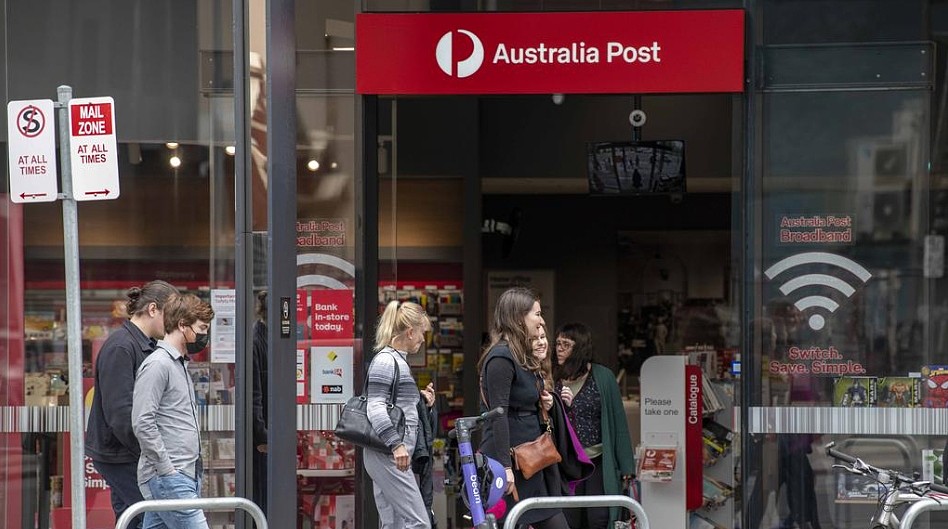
[
  {"xmin": 19, "ymin": 192, "xmax": 48, "ymax": 200},
  {"xmin": 84, "ymin": 189, "xmax": 110, "ymax": 197}
]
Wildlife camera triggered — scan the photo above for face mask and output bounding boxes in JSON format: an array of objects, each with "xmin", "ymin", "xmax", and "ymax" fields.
[{"xmin": 186, "ymin": 329, "xmax": 210, "ymax": 354}]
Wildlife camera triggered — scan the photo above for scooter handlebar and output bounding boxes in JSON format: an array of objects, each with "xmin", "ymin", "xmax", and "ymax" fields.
[
  {"xmin": 480, "ymin": 406, "xmax": 505, "ymax": 422},
  {"xmin": 448, "ymin": 407, "xmax": 505, "ymax": 439}
]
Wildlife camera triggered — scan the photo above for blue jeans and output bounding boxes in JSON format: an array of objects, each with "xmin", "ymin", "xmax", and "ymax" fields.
[{"xmin": 140, "ymin": 472, "xmax": 209, "ymax": 529}]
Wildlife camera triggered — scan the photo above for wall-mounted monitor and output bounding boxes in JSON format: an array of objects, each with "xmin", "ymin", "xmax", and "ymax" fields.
[{"xmin": 587, "ymin": 140, "xmax": 686, "ymax": 194}]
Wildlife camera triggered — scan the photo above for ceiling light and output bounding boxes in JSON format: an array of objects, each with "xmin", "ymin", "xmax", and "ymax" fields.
[
  {"xmin": 166, "ymin": 142, "xmax": 179, "ymax": 150},
  {"xmin": 307, "ymin": 160, "xmax": 320, "ymax": 171},
  {"xmin": 225, "ymin": 145, "xmax": 236, "ymax": 156},
  {"xmin": 169, "ymin": 156, "xmax": 182, "ymax": 168},
  {"xmin": 330, "ymin": 162, "xmax": 338, "ymax": 169}
]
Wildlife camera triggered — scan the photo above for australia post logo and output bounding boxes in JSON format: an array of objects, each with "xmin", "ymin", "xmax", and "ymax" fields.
[
  {"xmin": 434, "ymin": 28, "xmax": 662, "ymax": 79},
  {"xmin": 436, "ymin": 29, "xmax": 485, "ymax": 78}
]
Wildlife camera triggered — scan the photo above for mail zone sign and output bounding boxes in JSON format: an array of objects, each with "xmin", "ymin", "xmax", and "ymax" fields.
[{"xmin": 69, "ymin": 97, "xmax": 120, "ymax": 201}]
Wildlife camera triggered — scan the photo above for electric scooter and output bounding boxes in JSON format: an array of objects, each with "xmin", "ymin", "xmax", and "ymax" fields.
[{"xmin": 449, "ymin": 407, "xmax": 509, "ymax": 529}]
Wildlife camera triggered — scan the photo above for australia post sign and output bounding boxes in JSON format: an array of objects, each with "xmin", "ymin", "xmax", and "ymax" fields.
[{"xmin": 356, "ymin": 10, "xmax": 745, "ymax": 95}]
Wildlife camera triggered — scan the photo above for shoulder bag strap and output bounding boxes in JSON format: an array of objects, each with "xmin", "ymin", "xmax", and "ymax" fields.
[
  {"xmin": 362, "ymin": 349, "xmax": 401, "ymax": 404},
  {"xmin": 535, "ymin": 372, "xmax": 551, "ymax": 426},
  {"xmin": 386, "ymin": 350, "xmax": 400, "ymax": 406}
]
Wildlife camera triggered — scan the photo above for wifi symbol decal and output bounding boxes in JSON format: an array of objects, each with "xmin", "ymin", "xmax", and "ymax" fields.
[{"xmin": 764, "ymin": 252, "xmax": 872, "ymax": 331}]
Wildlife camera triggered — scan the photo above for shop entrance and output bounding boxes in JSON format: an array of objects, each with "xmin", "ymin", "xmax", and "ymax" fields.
[
  {"xmin": 369, "ymin": 89, "xmax": 742, "ymax": 529},
  {"xmin": 353, "ymin": 9, "xmax": 745, "ymax": 529}
]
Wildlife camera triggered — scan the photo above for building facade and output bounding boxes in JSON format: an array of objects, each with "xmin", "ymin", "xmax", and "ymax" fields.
[{"xmin": 2, "ymin": 1, "xmax": 948, "ymax": 528}]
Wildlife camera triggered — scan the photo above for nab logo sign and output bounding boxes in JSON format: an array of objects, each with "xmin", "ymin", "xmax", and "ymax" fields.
[{"xmin": 436, "ymin": 29, "xmax": 484, "ymax": 78}]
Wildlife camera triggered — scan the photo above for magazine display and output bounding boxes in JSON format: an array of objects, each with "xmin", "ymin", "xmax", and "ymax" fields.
[
  {"xmin": 702, "ymin": 476, "xmax": 734, "ymax": 509},
  {"xmin": 702, "ymin": 419, "xmax": 733, "ymax": 467},
  {"xmin": 636, "ymin": 447, "xmax": 677, "ymax": 482}
]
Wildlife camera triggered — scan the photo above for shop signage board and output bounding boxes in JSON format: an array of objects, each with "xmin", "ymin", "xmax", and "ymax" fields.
[
  {"xmin": 311, "ymin": 289, "xmax": 354, "ymax": 339},
  {"xmin": 311, "ymin": 345, "xmax": 353, "ymax": 404},
  {"xmin": 68, "ymin": 96, "xmax": 119, "ymax": 201},
  {"xmin": 210, "ymin": 289, "xmax": 237, "ymax": 363},
  {"xmin": 356, "ymin": 10, "xmax": 745, "ymax": 95},
  {"xmin": 7, "ymin": 99, "xmax": 59, "ymax": 203}
]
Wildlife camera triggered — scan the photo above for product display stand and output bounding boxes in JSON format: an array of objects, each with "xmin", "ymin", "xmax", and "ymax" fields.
[
  {"xmin": 639, "ymin": 355, "xmax": 704, "ymax": 529},
  {"xmin": 697, "ymin": 381, "xmax": 735, "ymax": 529}
]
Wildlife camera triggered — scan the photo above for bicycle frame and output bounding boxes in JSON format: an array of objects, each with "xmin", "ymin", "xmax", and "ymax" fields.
[
  {"xmin": 825, "ymin": 442, "xmax": 948, "ymax": 529},
  {"xmin": 872, "ymin": 489, "xmax": 948, "ymax": 528}
]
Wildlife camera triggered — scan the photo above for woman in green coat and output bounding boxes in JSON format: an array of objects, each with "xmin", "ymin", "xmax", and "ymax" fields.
[{"xmin": 553, "ymin": 322, "xmax": 636, "ymax": 529}]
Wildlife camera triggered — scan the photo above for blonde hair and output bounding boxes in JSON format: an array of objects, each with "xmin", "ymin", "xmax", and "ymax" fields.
[
  {"xmin": 374, "ymin": 300, "xmax": 429, "ymax": 351},
  {"xmin": 534, "ymin": 324, "xmax": 554, "ymax": 392}
]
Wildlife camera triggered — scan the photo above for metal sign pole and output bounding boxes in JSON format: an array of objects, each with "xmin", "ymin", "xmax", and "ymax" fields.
[{"xmin": 57, "ymin": 84, "xmax": 87, "ymax": 529}]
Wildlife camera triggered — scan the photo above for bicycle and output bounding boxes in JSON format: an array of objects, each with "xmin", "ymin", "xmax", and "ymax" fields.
[
  {"xmin": 449, "ymin": 406, "xmax": 509, "ymax": 529},
  {"xmin": 825, "ymin": 441, "xmax": 948, "ymax": 528}
]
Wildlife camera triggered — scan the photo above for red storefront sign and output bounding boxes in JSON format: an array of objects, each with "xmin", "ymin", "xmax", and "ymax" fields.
[{"xmin": 356, "ymin": 10, "xmax": 745, "ymax": 95}]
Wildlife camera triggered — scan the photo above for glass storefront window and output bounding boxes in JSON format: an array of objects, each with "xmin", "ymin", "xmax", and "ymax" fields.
[
  {"xmin": 10, "ymin": 1, "xmax": 948, "ymax": 529},
  {"xmin": 747, "ymin": 2, "xmax": 948, "ymax": 528}
]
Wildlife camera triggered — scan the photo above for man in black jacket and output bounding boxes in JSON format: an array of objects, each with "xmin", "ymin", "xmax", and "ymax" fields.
[{"xmin": 85, "ymin": 281, "xmax": 178, "ymax": 529}]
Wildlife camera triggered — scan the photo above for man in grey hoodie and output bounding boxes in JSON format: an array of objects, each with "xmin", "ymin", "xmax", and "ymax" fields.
[{"xmin": 132, "ymin": 293, "xmax": 214, "ymax": 529}]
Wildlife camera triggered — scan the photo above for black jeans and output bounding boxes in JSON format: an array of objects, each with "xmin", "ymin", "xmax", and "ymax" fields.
[
  {"xmin": 778, "ymin": 436, "xmax": 821, "ymax": 529},
  {"xmin": 564, "ymin": 455, "xmax": 610, "ymax": 529},
  {"xmin": 92, "ymin": 459, "xmax": 145, "ymax": 529},
  {"xmin": 253, "ymin": 449, "xmax": 268, "ymax": 515}
]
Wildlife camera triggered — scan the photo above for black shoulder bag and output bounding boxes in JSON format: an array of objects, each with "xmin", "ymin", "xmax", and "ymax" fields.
[{"xmin": 334, "ymin": 351, "xmax": 406, "ymax": 452}]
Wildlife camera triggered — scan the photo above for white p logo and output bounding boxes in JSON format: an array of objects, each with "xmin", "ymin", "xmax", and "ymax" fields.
[{"xmin": 436, "ymin": 29, "xmax": 484, "ymax": 78}]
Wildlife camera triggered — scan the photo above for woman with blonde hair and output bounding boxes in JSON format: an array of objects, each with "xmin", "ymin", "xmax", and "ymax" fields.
[
  {"xmin": 532, "ymin": 324, "xmax": 574, "ymax": 406},
  {"xmin": 365, "ymin": 300, "xmax": 432, "ymax": 529},
  {"xmin": 479, "ymin": 288, "xmax": 569, "ymax": 529}
]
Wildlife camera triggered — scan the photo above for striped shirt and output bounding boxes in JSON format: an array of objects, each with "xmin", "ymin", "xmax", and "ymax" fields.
[{"xmin": 366, "ymin": 347, "xmax": 420, "ymax": 450}]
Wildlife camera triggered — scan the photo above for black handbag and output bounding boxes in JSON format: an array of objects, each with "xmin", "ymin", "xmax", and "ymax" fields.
[{"xmin": 334, "ymin": 350, "xmax": 406, "ymax": 452}]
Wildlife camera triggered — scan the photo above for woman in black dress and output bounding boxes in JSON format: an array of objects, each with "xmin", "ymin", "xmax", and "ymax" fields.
[{"xmin": 478, "ymin": 287, "xmax": 569, "ymax": 529}]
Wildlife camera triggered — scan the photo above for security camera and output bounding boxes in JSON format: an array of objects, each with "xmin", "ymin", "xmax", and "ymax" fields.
[{"xmin": 629, "ymin": 109, "xmax": 647, "ymax": 128}]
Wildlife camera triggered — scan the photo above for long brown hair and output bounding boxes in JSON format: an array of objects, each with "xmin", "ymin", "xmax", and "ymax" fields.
[
  {"xmin": 478, "ymin": 287, "xmax": 541, "ymax": 374},
  {"xmin": 534, "ymin": 324, "xmax": 554, "ymax": 391}
]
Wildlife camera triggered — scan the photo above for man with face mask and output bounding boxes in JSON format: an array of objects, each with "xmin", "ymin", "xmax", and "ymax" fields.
[{"xmin": 133, "ymin": 293, "xmax": 214, "ymax": 529}]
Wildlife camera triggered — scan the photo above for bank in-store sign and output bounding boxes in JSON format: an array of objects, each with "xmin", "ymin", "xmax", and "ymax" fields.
[
  {"xmin": 68, "ymin": 96, "xmax": 120, "ymax": 201},
  {"xmin": 7, "ymin": 99, "xmax": 58, "ymax": 203},
  {"xmin": 356, "ymin": 10, "xmax": 745, "ymax": 95}
]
